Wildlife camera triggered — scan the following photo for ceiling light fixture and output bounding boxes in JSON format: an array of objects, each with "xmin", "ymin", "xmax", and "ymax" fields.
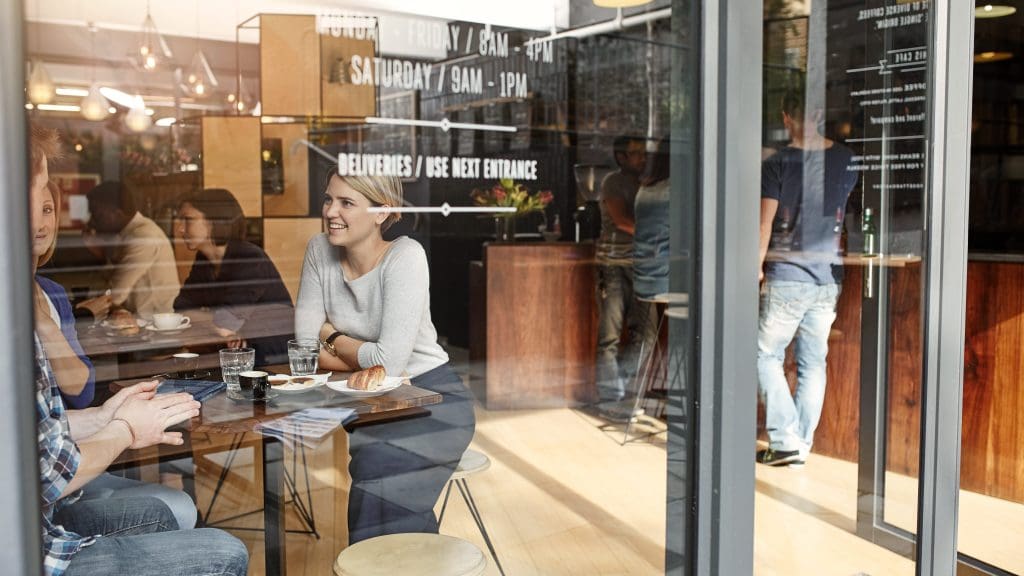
[
  {"xmin": 155, "ymin": 117, "xmax": 177, "ymax": 127},
  {"xmin": 975, "ymin": 4, "xmax": 1016, "ymax": 18},
  {"xmin": 37, "ymin": 104, "xmax": 82, "ymax": 113},
  {"xmin": 100, "ymin": 86, "xmax": 136, "ymax": 108},
  {"xmin": 138, "ymin": 0, "xmax": 172, "ymax": 71},
  {"xmin": 593, "ymin": 0, "xmax": 653, "ymax": 7},
  {"xmin": 974, "ymin": 50, "xmax": 1014, "ymax": 62},
  {"xmin": 27, "ymin": 60, "xmax": 56, "ymax": 104},
  {"xmin": 56, "ymin": 87, "xmax": 89, "ymax": 97},
  {"xmin": 125, "ymin": 95, "xmax": 153, "ymax": 132},
  {"xmin": 80, "ymin": 24, "xmax": 111, "ymax": 121},
  {"xmin": 186, "ymin": 1, "xmax": 218, "ymax": 97}
]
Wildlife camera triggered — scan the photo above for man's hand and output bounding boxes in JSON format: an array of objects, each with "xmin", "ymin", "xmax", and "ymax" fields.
[
  {"xmin": 76, "ymin": 294, "xmax": 113, "ymax": 322},
  {"xmin": 97, "ymin": 380, "xmax": 159, "ymax": 424},
  {"xmin": 214, "ymin": 326, "xmax": 246, "ymax": 349},
  {"xmin": 114, "ymin": 392, "xmax": 200, "ymax": 449}
]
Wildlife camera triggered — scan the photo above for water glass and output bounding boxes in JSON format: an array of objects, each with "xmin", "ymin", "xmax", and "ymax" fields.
[
  {"xmin": 219, "ymin": 347, "xmax": 255, "ymax": 392},
  {"xmin": 288, "ymin": 339, "xmax": 320, "ymax": 376}
]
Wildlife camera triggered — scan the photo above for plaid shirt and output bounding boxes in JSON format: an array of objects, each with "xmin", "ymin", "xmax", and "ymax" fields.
[{"xmin": 35, "ymin": 336, "xmax": 94, "ymax": 576}]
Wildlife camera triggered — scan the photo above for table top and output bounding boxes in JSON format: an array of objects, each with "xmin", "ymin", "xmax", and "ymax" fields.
[
  {"xmin": 77, "ymin": 306, "xmax": 293, "ymax": 358},
  {"xmin": 112, "ymin": 365, "xmax": 442, "ymax": 465}
]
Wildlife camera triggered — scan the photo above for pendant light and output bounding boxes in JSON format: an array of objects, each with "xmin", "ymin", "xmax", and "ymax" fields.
[
  {"xmin": 186, "ymin": 1, "xmax": 218, "ymax": 97},
  {"xmin": 125, "ymin": 95, "xmax": 152, "ymax": 132},
  {"xmin": 139, "ymin": 0, "xmax": 172, "ymax": 71},
  {"xmin": 27, "ymin": 59, "xmax": 56, "ymax": 104},
  {"xmin": 80, "ymin": 24, "xmax": 110, "ymax": 121}
]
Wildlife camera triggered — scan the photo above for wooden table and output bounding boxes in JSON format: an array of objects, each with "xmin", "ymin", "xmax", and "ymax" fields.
[
  {"xmin": 114, "ymin": 366, "xmax": 443, "ymax": 576},
  {"xmin": 77, "ymin": 306, "xmax": 293, "ymax": 382}
]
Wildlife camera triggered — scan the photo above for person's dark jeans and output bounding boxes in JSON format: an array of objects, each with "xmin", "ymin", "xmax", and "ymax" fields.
[
  {"xmin": 56, "ymin": 496, "xmax": 248, "ymax": 576},
  {"xmin": 346, "ymin": 363, "xmax": 476, "ymax": 544}
]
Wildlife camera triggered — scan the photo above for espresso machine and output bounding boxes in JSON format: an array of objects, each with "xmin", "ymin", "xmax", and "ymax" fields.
[{"xmin": 572, "ymin": 164, "xmax": 612, "ymax": 242}]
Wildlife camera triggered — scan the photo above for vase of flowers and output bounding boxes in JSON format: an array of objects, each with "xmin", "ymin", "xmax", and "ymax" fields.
[{"xmin": 471, "ymin": 179, "xmax": 554, "ymax": 243}]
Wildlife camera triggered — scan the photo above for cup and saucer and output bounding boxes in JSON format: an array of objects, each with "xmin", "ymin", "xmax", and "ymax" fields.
[
  {"xmin": 227, "ymin": 370, "xmax": 279, "ymax": 402},
  {"xmin": 147, "ymin": 313, "xmax": 192, "ymax": 334}
]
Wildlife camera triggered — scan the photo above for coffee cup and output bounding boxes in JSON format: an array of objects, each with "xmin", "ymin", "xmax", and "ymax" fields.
[
  {"xmin": 173, "ymin": 352, "xmax": 200, "ymax": 379},
  {"xmin": 153, "ymin": 313, "xmax": 191, "ymax": 331},
  {"xmin": 239, "ymin": 370, "xmax": 269, "ymax": 400}
]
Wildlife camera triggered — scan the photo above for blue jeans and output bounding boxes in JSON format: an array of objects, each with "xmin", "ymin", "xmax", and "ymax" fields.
[
  {"xmin": 79, "ymin": 473, "xmax": 198, "ymax": 530},
  {"xmin": 347, "ymin": 363, "xmax": 475, "ymax": 544},
  {"xmin": 56, "ymin": 496, "xmax": 248, "ymax": 576},
  {"xmin": 596, "ymin": 264, "xmax": 658, "ymax": 402},
  {"xmin": 757, "ymin": 280, "xmax": 840, "ymax": 453}
]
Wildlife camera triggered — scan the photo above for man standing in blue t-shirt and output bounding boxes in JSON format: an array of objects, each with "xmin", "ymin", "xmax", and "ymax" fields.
[{"xmin": 756, "ymin": 91, "xmax": 859, "ymax": 467}]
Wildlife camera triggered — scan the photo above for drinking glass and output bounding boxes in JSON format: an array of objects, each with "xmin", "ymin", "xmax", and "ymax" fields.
[
  {"xmin": 288, "ymin": 339, "xmax": 320, "ymax": 376},
  {"xmin": 219, "ymin": 347, "xmax": 255, "ymax": 392}
]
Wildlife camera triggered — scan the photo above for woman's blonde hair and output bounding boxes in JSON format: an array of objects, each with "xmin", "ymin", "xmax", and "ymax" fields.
[{"xmin": 325, "ymin": 168, "xmax": 403, "ymax": 232}]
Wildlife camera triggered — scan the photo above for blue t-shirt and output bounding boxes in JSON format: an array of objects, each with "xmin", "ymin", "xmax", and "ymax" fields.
[{"xmin": 761, "ymin": 143, "xmax": 858, "ymax": 285}]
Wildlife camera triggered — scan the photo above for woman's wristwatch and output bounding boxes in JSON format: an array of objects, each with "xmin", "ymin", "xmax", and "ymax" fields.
[{"xmin": 322, "ymin": 331, "xmax": 344, "ymax": 357}]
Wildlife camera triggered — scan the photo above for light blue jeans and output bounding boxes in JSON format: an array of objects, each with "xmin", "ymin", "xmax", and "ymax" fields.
[
  {"xmin": 757, "ymin": 280, "xmax": 840, "ymax": 453},
  {"xmin": 595, "ymin": 264, "xmax": 658, "ymax": 402},
  {"xmin": 80, "ymin": 472, "xmax": 198, "ymax": 531}
]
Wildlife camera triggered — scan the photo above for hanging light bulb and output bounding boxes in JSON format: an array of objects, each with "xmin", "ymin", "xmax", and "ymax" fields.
[
  {"xmin": 125, "ymin": 95, "xmax": 152, "ymax": 132},
  {"xmin": 80, "ymin": 83, "xmax": 110, "ymax": 121},
  {"xmin": 27, "ymin": 59, "xmax": 56, "ymax": 104},
  {"xmin": 81, "ymin": 25, "xmax": 110, "ymax": 121},
  {"xmin": 186, "ymin": 50, "xmax": 218, "ymax": 97},
  {"xmin": 138, "ymin": 1, "xmax": 172, "ymax": 72}
]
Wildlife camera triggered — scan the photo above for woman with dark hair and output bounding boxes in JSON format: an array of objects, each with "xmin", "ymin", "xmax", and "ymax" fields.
[
  {"xmin": 633, "ymin": 137, "xmax": 672, "ymax": 300},
  {"xmin": 174, "ymin": 188, "xmax": 293, "ymax": 365}
]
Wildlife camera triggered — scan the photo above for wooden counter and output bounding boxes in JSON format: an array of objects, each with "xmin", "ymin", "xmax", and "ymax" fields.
[
  {"xmin": 792, "ymin": 260, "xmax": 1024, "ymax": 503},
  {"xmin": 469, "ymin": 242, "xmax": 598, "ymax": 410}
]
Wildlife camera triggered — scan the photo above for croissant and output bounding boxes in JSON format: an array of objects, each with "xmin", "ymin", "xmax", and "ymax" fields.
[{"xmin": 349, "ymin": 365, "xmax": 386, "ymax": 390}]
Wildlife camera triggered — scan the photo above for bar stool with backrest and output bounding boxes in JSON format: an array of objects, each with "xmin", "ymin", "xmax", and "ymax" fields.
[
  {"xmin": 438, "ymin": 448, "xmax": 505, "ymax": 576},
  {"xmin": 333, "ymin": 533, "xmax": 486, "ymax": 576}
]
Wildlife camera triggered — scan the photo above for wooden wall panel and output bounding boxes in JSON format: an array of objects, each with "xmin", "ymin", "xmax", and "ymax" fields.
[
  {"xmin": 320, "ymin": 35, "xmax": 376, "ymax": 118},
  {"xmin": 201, "ymin": 117, "xmax": 262, "ymax": 217},
  {"xmin": 802, "ymin": 261, "xmax": 1024, "ymax": 504},
  {"xmin": 260, "ymin": 14, "xmax": 321, "ymax": 116},
  {"xmin": 263, "ymin": 218, "xmax": 323, "ymax": 304},
  {"xmin": 262, "ymin": 123, "xmax": 311, "ymax": 217}
]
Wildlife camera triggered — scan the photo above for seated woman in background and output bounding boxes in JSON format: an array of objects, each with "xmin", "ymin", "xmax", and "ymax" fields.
[
  {"xmin": 174, "ymin": 188, "xmax": 293, "ymax": 366},
  {"xmin": 34, "ymin": 179, "xmax": 95, "ymax": 409},
  {"xmin": 294, "ymin": 171, "xmax": 475, "ymax": 543}
]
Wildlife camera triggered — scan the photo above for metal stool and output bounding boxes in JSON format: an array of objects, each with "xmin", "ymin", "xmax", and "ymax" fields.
[
  {"xmin": 438, "ymin": 449, "xmax": 505, "ymax": 576},
  {"xmin": 623, "ymin": 294, "xmax": 689, "ymax": 444},
  {"xmin": 333, "ymin": 533, "xmax": 486, "ymax": 576}
]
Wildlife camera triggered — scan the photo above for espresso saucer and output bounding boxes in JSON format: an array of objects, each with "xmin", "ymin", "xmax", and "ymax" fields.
[{"xmin": 227, "ymin": 389, "xmax": 279, "ymax": 402}]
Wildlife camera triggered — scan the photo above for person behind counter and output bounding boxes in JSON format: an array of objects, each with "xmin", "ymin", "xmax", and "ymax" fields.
[
  {"xmin": 294, "ymin": 170, "xmax": 475, "ymax": 543},
  {"xmin": 79, "ymin": 181, "xmax": 179, "ymax": 320},
  {"xmin": 173, "ymin": 188, "xmax": 293, "ymax": 365}
]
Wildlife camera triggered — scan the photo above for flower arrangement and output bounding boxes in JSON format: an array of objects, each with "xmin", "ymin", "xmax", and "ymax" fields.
[{"xmin": 470, "ymin": 178, "xmax": 554, "ymax": 217}]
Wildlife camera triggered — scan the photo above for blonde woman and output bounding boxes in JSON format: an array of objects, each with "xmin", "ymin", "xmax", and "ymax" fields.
[{"xmin": 295, "ymin": 170, "xmax": 475, "ymax": 543}]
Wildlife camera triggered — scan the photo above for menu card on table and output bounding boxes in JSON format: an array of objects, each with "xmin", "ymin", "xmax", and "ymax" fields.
[{"xmin": 256, "ymin": 407, "xmax": 358, "ymax": 449}]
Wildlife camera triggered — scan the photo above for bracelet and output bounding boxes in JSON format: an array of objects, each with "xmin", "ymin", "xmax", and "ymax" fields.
[{"xmin": 110, "ymin": 418, "xmax": 135, "ymax": 445}]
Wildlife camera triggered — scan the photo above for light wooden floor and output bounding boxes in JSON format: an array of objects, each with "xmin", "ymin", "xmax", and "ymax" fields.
[{"xmin": 178, "ymin": 405, "xmax": 1023, "ymax": 575}]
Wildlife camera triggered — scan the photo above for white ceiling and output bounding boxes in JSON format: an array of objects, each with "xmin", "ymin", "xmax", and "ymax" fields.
[{"xmin": 26, "ymin": 0, "xmax": 571, "ymax": 43}]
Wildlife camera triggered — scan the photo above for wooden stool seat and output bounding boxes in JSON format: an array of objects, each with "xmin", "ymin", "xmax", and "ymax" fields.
[
  {"xmin": 450, "ymin": 449, "xmax": 490, "ymax": 480},
  {"xmin": 333, "ymin": 533, "xmax": 487, "ymax": 576}
]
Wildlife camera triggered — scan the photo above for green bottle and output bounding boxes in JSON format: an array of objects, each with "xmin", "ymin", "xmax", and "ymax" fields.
[{"xmin": 862, "ymin": 207, "xmax": 878, "ymax": 257}]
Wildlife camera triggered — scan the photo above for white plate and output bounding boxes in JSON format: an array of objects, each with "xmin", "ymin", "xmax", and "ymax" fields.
[
  {"xmin": 268, "ymin": 372, "xmax": 331, "ymax": 393},
  {"xmin": 145, "ymin": 324, "xmax": 192, "ymax": 334},
  {"xmin": 101, "ymin": 318, "xmax": 149, "ymax": 329},
  {"xmin": 327, "ymin": 376, "xmax": 405, "ymax": 398}
]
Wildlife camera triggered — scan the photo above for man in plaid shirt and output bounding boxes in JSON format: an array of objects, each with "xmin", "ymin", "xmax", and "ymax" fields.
[{"xmin": 34, "ymin": 337, "xmax": 249, "ymax": 575}]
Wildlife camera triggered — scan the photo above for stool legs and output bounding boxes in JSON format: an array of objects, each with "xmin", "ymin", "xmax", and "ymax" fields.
[{"xmin": 439, "ymin": 477, "xmax": 505, "ymax": 576}]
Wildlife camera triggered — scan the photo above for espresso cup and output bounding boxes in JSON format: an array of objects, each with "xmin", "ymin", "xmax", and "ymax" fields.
[
  {"xmin": 153, "ymin": 312, "xmax": 191, "ymax": 330},
  {"xmin": 238, "ymin": 370, "xmax": 269, "ymax": 400},
  {"xmin": 173, "ymin": 352, "xmax": 200, "ymax": 379}
]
